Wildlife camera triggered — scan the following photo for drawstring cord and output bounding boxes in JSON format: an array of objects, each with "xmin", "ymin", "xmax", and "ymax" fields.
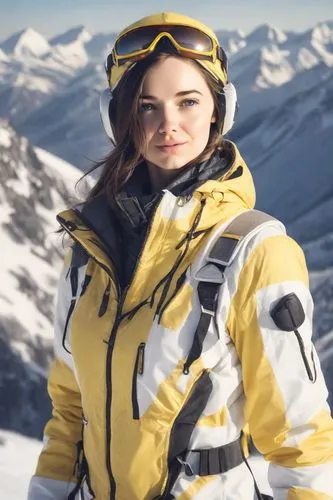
[
  {"xmin": 121, "ymin": 196, "xmax": 207, "ymax": 322},
  {"xmin": 156, "ymin": 197, "xmax": 207, "ymax": 319}
]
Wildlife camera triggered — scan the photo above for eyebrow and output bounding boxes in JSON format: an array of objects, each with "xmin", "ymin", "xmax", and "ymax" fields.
[{"xmin": 139, "ymin": 90, "xmax": 203, "ymax": 100}]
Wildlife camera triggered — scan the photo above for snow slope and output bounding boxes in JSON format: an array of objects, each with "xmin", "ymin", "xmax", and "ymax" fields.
[{"xmin": 0, "ymin": 120, "xmax": 88, "ymax": 437}]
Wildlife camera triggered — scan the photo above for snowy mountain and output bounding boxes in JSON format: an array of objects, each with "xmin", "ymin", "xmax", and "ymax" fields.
[
  {"xmin": 46, "ymin": 26, "xmax": 93, "ymax": 70},
  {"xmin": 0, "ymin": 120, "xmax": 87, "ymax": 438},
  {"xmin": 85, "ymin": 32, "xmax": 117, "ymax": 61},
  {"xmin": 235, "ymin": 65, "xmax": 333, "ymax": 246},
  {"xmin": 17, "ymin": 62, "xmax": 110, "ymax": 167},
  {"xmin": 0, "ymin": 28, "xmax": 51, "ymax": 58},
  {"xmin": 230, "ymin": 21, "xmax": 333, "ymax": 101},
  {"xmin": 0, "ymin": 26, "xmax": 93, "ymax": 125},
  {"xmin": 49, "ymin": 25, "xmax": 92, "ymax": 46},
  {"xmin": 246, "ymin": 23, "xmax": 287, "ymax": 45},
  {"xmin": 216, "ymin": 29, "xmax": 246, "ymax": 56}
]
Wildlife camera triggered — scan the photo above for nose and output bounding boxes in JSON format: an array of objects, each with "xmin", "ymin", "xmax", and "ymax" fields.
[{"xmin": 158, "ymin": 105, "xmax": 179, "ymax": 136}]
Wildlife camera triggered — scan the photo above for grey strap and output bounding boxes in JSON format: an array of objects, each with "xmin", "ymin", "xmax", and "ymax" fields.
[{"xmin": 208, "ymin": 209, "xmax": 276, "ymax": 266}]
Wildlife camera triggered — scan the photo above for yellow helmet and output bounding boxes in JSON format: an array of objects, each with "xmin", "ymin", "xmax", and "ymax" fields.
[{"xmin": 106, "ymin": 12, "xmax": 228, "ymax": 90}]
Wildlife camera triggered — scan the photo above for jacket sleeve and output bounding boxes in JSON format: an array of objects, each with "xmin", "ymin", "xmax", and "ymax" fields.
[
  {"xmin": 227, "ymin": 230, "xmax": 333, "ymax": 500},
  {"xmin": 28, "ymin": 250, "xmax": 82, "ymax": 500}
]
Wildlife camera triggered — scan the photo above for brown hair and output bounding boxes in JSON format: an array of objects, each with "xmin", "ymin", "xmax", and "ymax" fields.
[{"xmin": 80, "ymin": 52, "xmax": 225, "ymax": 203}]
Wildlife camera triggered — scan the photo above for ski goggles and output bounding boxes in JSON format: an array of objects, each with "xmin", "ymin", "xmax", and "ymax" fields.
[{"xmin": 106, "ymin": 24, "xmax": 228, "ymax": 76}]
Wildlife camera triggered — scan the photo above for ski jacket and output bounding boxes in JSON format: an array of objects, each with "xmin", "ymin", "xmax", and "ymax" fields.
[{"xmin": 28, "ymin": 142, "xmax": 333, "ymax": 500}]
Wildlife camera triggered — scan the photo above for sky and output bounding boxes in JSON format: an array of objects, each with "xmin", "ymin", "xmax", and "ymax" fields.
[{"xmin": 0, "ymin": 0, "xmax": 332, "ymax": 40}]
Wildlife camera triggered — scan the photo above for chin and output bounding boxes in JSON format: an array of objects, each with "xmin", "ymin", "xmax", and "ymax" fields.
[{"xmin": 149, "ymin": 155, "xmax": 192, "ymax": 171}]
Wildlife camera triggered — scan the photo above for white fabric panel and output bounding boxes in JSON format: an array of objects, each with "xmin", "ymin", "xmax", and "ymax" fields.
[
  {"xmin": 27, "ymin": 476, "xmax": 77, "ymax": 500},
  {"xmin": 268, "ymin": 462, "xmax": 333, "ymax": 498},
  {"xmin": 172, "ymin": 461, "xmax": 256, "ymax": 500},
  {"xmin": 256, "ymin": 281, "xmax": 329, "ymax": 435},
  {"xmin": 158, "ymin": 190, "xmax": 199, "ymax": 220}
]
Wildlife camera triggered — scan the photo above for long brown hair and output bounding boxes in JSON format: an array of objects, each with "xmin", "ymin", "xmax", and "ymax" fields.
[{"xmin": 80, "ymin": 52, "xmax": 225, "ymax": 203}]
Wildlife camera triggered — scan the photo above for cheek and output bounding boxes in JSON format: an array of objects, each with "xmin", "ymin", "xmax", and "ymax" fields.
[{"xmin": 184, "ymin": 113, "xmax": 213, "ymax": 144}]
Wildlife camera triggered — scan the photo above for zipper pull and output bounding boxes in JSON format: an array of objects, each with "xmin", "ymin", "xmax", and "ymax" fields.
[
  {"xmin": 137, "ymin": 343, "xmax": 146, "ymax": 375},
  {"xmin": 98, "ymin": 279, "xmax": 111, "ymax": 318},
  {"xmin": 80, "ymin": 275, "xmax": 92, "ymax": 297}
]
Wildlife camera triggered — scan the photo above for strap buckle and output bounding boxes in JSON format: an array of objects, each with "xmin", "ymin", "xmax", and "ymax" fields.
[{"xmin": 176, "ymin": 456, "xmax": 194, "ymax": 476}]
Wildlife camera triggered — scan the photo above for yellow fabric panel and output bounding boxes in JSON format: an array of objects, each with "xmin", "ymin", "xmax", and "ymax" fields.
[
  {"xmin": 110, "ymin": 309, "xmax": 167, "ymax": 499},
  {"xmin": 229, "ymin": 291, "xmax": 289, "ymax": 454},
  {"xmin": 241, "ymin": 425, "xmax": 250, "ymax": 457},
  {"xmin": 269, "ymin": 409, "xmax": 333, "ymax": 467},
  {"xmin": 177, "ymin": 476, "xmax": 217, "ymax": 500},
  {"xmin": 196, "ymin": 407, "xmax": 227, "ymax": 427},
  {"xmin": 35, "ymin": 358, "xmax": 83, "ymax": 482},
  {"xmin": 287, "ymin": 487, "xmax": 333, "ymax": 500},
  {"xmin": 58, "ymin": 209, "xmax": 117, "ymax": 283},
  {"xmin": 232, "ymin": 234, "xmax": 309, "ymax": 309},
  {"xmin": 160, "ymin": 282, "xmax": 193, "ymax": 330},
  {"xmin": 69, "ymin": 267, "xmax": 114, "ymax": 496},
  {"xmin": 111, "ymin": 308, "xmax": 206, "ymax": 500},
  {"xmin": 221, "ymin": 233, "xmax": 241, "ymax": 240}
]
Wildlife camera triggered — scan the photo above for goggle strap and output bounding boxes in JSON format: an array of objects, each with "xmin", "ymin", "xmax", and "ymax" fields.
[{"xmin": 217, "ymin": 46, "xmax": 228, "ymax": 72}]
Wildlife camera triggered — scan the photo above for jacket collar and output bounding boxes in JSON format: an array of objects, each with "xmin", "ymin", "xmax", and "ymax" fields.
[
  {"xmin": 57, "ymin": 141, "xmax": 256, "ymax": 301},
  {"xmin": 112, "ymin": 141, "xmax": 233, "ymax": 230}
]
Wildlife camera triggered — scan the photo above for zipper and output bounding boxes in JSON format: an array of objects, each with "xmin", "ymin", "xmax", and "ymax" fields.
[
  {"xmin": 294, "ymin": 329, "xmax": 317, "ymax": 382},
  {"xmin": 132, "ymin": 342, "xmax": 146, "ymax": 420},
  {"xmin": 99, "ymin": 279, "xmax": 111, "ymax": 317}
]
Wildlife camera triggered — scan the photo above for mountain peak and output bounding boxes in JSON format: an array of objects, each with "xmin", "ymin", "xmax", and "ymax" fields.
[
  {"xmin": 50, "ymin": 25, "xmax": 92, "ymax": 46},
  {"xmin": 247, "ymin": 24, "xmax": 287, "ymax": 45},
  {"xmin": 0, "ymin": 28, "xmax": 50, "ymax": 58},
  {"xmin": 311, "ymin": 21, "xmax": 333, "ymax": 44}
]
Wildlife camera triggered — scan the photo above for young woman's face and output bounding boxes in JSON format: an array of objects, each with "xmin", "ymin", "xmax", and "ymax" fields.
[{"xmin": 139, "ymin": 56, "xmax": 216, "ymax": 172}]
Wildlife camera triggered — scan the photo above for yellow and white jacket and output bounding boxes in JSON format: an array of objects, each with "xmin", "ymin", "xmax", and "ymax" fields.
[{"xmin": 28, "ymin": 143, "xmax": 333, "ymax": 500}]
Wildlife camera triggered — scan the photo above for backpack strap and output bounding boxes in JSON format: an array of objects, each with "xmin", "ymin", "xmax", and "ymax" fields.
[
  {"xmin": 183, "ymin": 209, "xmax": 276, "ymax": 374},
  {"xmin": 173, "ymin": 210, "xmax": 276, "ymax": 500}
]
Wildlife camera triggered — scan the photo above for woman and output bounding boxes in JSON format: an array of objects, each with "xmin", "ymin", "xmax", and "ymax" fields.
[{"xmin": 28, "ymin": 12, "xmax": 333, "ymax": 500}]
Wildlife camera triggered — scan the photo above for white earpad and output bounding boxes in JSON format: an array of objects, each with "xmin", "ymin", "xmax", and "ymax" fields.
[
  {"xmin": 221, "ymin": 82, "xmax": 238, "ymax": 135},
  {"xmin": 99, "ymin": 88, "xmax": 116, "ymax": 144}
]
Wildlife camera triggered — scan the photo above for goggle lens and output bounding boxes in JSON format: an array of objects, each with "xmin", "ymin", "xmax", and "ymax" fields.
[{"xmin": 115, "ymin": 25, "xmax": 214, "ymax": 57}]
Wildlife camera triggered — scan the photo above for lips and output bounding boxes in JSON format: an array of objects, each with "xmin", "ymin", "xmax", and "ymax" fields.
[{"xmin": 156, "ymin": 142, "xmax": 186, "ymax": 149}]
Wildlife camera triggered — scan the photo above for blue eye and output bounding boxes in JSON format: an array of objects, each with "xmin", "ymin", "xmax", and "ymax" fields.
[
  {"xmin": 140, "ymin": 102, "xmax": 155, "ymax": 112},
  {"xmin": 181, "ymin": 99, "xmax": 199, "ymax": 107}
]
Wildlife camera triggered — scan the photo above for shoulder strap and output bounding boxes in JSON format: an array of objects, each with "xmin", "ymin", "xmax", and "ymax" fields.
[
  {"xmin": 209, "ymin": 209, "xmax": 276, "ymax": 265},
  {"xmin": 183, "ymin": 210, "xmax": 277, "ymax": 373}
]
